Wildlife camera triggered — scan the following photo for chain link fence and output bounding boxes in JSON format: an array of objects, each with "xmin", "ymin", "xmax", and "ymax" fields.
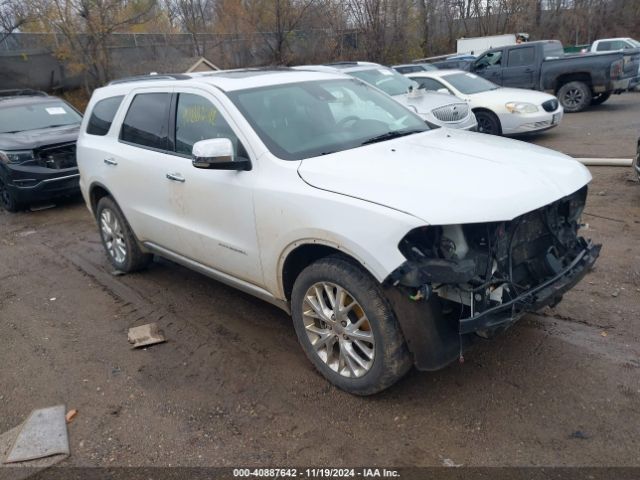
[{"xmin": 0, "ymin": 31, "xmax": 365, "ymax": 91}]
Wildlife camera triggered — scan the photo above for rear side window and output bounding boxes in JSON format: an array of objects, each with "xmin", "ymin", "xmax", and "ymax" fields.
[
  {"xmin": 86, "ymin": 96, "xmax": 123, "ymax": 136},
  {"xmin": 120, "ymin": 93, "xmax": 171, "ymax": 150},
  {"xmin": 508, "ymin": 47, "xmax": 535, "ymax": 67}
]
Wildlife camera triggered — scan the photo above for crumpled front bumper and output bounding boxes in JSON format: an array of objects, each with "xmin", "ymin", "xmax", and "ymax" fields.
[{"xmin": 459, "ymin": 240, "xmax": 601, "ymax": 335}]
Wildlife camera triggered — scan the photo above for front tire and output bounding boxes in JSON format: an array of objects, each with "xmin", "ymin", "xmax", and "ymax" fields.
[
  {"xmin": 96, "ymin": 196, "xmax": 152, "ymax": 272},
  {"xmin": 557, "ymin": 81, "xmax": 592, "ymax": 112},
  {"xmin": 474, "ymin": 110, "xmax": 502, "ymax": 135},
  {"xmin": 0, "ymin": 176, "xmax": 22, "ymax": 212},
  {"xmin": 291, "ymin": 257, "xmax": 411, "ymax": 395}
]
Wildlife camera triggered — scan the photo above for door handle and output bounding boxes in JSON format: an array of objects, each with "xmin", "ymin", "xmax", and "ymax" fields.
[
  {"xmin": 103, "ymin": 158, "xmax": 118, "ymax": 166},
  {"xmin": 166, "ymin": 173, "xmax": 185, "ymax": 183}
]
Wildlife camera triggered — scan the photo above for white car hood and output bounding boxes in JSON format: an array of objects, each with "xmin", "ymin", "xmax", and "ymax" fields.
[
  {"xmin": 393, "ymin": 91, "xmax": 462, "ymax": 115},
  {"xmin": 298, "ymin": 128, "xmax": 591, "ymax": 225},
  {"xmin": 471, "ymin": 87, "xmax": 557, "ymax": 106}
]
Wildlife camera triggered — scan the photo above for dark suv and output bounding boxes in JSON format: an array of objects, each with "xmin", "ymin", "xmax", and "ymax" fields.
[{"xmin": 0, "ymin": 90, "xmax": 83, "ymax": 212}]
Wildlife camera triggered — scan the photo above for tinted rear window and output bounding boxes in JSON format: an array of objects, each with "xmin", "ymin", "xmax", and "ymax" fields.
[
  {"xmin": 86, "ymin": 96, "xmax": 123, "ymax": 136},
  {"xmin": 120, "ymin": 93, "xmax": 171, "ymax": 150}
]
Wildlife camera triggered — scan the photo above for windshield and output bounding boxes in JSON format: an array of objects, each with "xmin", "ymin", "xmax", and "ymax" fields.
[
  {"xmin": 347, "ymin": 68, "xmax": 417, "ymax": 96},
  {"xmin": 442, "ymin": 72, "xmax": 499, "ymax": 94},
  {"xmin": 0, "ymin": 101, "xmax": 82, "ymax": 134},
  {"xmin": 629, "ymin": 39, "xmax": 640, "ymax": 48},
  {"xmin": 227, "ymin": 79, "xmax": 428, "ymax": 160}
]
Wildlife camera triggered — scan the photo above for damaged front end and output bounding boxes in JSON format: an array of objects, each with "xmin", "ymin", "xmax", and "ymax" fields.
[{"xmin": 385, "ymin": 186, "xmax": 601, "ymax": 370}]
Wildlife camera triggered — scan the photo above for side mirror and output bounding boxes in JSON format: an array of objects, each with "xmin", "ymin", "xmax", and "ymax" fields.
[
  {"xmin": 437, "ymin": 88, "xmax": 449, "ymax": 95},
  {"xmin": 192, "ymin": 138, "xmax": 251, "ymax": 171}
]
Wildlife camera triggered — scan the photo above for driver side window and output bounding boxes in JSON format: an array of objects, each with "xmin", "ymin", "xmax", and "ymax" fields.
[
  {"xmin": 478, "ymin": 51, "xmax": 502, "ymax": 68},
  {"xmin": 175, "ymin": 93, "xmax": 246, "ymax": 157}
]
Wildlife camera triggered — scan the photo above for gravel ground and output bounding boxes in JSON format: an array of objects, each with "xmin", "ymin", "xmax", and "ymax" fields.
[{"xmin": 0, "ymin": 97, "xmax": 639, "ymax": 470}]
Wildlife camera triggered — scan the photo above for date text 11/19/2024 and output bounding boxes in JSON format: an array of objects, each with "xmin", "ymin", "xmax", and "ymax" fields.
[{"xmin": 233, "ymin": 468, "xmax": 400, "ymax": 478}]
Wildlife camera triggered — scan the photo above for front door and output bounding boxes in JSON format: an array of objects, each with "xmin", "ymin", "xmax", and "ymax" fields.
[
  {"xmin": 474, "ymin": 50, "xmax": 504, "ymax": 85},
  {"xmin": 161, "ymin": 89, "xmax": 263, "ymax": 286}
]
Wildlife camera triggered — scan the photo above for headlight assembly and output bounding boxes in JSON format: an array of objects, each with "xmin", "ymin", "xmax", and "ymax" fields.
[
  {"xmin": 0, "ymin": 150, "xmax": 35, "ymax": 165},
  {"xmin": 505, "ymin": 102, "xmax": 539, "ymax": 114}
]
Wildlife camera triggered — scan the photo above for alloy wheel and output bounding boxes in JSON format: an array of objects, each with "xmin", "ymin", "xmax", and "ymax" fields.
[
  {"xmin": 563, "ymin": 88, "xmax": 583, "ymax": 108},
  {"xmin": 100, "ymin": 208, "xmax": 127, "ymax": 264},
  {"xmin": 302, "ymin": 282, "xmax": 375, "ymax": 378}
]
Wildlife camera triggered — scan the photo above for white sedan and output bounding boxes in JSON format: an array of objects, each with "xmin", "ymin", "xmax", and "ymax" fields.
[{"xmin": 406, "ymin": 70, "xmax": 563, "ymax": 136}]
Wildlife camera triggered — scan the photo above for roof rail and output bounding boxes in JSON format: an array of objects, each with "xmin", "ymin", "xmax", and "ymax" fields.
[
  {"xmin": 0, "ymin": 89, "xmax": 48, "ymax": 97},
  {"xmin": 107, "ymin": 74, "xmax": 192, "ymax": 85}
]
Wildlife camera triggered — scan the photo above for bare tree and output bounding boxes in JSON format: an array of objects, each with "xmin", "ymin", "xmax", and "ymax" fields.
[
  {"xmin": 30, "ymin": 0, "xmax": 158, "ymax": 90},
  {"xmin": 0, "ymin": 0, "xmax": 31, "ymax": 44},
  {"xmin": 164, "ymin": 0, "xmax": 216, "ymax": 55}
]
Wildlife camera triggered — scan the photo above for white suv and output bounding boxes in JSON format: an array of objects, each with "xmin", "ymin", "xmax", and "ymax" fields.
[{"xmin": 77, "ymin": 69, "xmax": 600, "ymax": 395}]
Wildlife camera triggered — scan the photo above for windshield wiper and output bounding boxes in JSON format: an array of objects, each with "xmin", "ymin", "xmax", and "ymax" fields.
[{"xmin": 360, "ymin": 129, "xmax": 425, "ymax": 146}]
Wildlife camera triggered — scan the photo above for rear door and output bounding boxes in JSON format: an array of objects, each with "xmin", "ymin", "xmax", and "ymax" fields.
[
  {"xmin": 502, "ymin": 46, "xmax": 537, "ymax": 89},
  {"xmin": 109, "ymin": 89, "xmax": 183, "ymax": 251},
  {"xmin": 473, "ymin": 49, "xmax": 504, "ymax": 85}
]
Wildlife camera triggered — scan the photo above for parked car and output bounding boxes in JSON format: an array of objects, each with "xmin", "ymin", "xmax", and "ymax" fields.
[
  {"xmin": 77, "ymin": 70, "xmax": 600, "ymax": 394},
  {"xmin": 590, "ymin": 38, "xmax": 640, "ymax": 53},
  {"xmin": 406, "ymin": 70, "xmax": 563, "ymax": 136},
  {"xmin": 0, "ymin": 89, "xmax": 82, "ymax": 212},
  {"xmin": 465, "ymin": 40, "xmax": 640, "ymax": 112},
  {"xmin": 296, "ymin": 62, "xmax": 477, "ymax": 130},
  {"xmin": 391, "ymin": 63, "xmax": 438, "ymax": 75}
]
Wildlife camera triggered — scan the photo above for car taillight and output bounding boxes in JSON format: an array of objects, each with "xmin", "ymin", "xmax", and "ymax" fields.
[{"xmin": 611, "ymin": 59, "xmax": 623, "ymax": 79}]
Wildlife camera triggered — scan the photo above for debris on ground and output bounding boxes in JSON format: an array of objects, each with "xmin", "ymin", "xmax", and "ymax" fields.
[
  {"xmin": 65, "ymin": 410, "xmax": 77, "ymax": 424},
  {"xmin": 111, "ymin": 270, "xmax": 125, "ymax": 277},
  {"xmin": 442, "ymin": 458, "xmax": 463, "ymax": 467},
  {"xmin": 128, "ymin": 323, "xmax": 166, "ymax": 348},
  {"xmin": 2, "ymin": 405, "xmax": 69, "ymax": 464},
  {"xmin": 569, "ymin": 430, "xmax": 590, "ymax": 440}
]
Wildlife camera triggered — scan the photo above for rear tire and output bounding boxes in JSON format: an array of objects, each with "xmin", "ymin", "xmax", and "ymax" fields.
[
  {"xmin": 474, "ymin": 110, "xmax": 502, "ymax": 135},
  {"xmin": 590, "ymin": 92, "xmax": 611, "ymax": 106},
  {"xmin": 0, "ymin": 176, "xmax": 21, "ymax": 213},
  {"xmin": 557, "ymin": 81, "xmax": 592, "ymax": 112},
  {"xmin": 96, "ymin": 196, "xmax": 152, "ymax": 272},
  {"xmin": 291, "ymin": 256, "xmax": 412, "ymax": 395}
]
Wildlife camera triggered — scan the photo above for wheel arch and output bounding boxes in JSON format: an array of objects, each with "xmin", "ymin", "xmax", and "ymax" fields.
[
  {"xmin": 88, "ymin": 181, "xmax": 114, "ymax": 217},
  {"xmin": 279, "ymin": 240, "xmax": 378, "ymax": 301},
  {"xmin": 472, "ymin": 107, "xmax": 502, "ymax": 134},
  {"xmin": 554, "ymin": 73, "xmax": 593, "ymax": 93}
]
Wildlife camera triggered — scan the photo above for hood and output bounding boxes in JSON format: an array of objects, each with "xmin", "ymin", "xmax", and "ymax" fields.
[
  {"xmin": 298, "ymin": 128, "xmax": 591, "ymax": 225},
  {"xmin": 470, "ymin": 87, "xmax": 557, "ymax": 106},
  {"xmin": 0, "ymin": 124, "xmax": 80, "ymax": 151},
  {"xmin": 393, "ymin": 91, "xmax": 463, "ymax": 115}
]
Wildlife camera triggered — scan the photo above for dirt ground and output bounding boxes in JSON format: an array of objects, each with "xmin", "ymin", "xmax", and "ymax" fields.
[{"xmin": 0, "ymin": 94, "xmax": 639, "ymax": 470}]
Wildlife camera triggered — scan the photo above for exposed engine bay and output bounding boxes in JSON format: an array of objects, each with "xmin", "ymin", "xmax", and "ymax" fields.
[
  {"xmin": 35, "ymin": 142, "xmax": 77, "ymax": 170},
  {"xmin": 389, "ymin": 186, "xmax": 601, "ymax": 337}
]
